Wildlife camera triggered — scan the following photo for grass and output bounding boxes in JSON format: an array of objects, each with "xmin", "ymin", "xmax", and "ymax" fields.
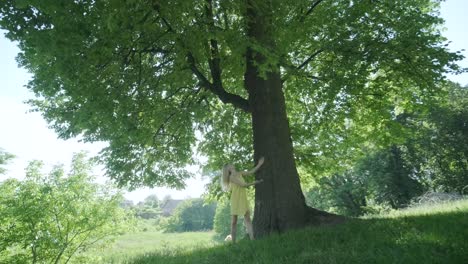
[
  {"xmin": 84, "ymin": 231, "xmax": 217, "ymax": 263},
  {"xmin": 87, "ymin": 200, "xmax": 468, "ymax": 263}
]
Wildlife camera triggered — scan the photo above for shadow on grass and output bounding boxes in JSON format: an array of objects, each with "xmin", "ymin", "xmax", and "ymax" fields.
[{"xmin": 127, "ymin": 210, "xmax": 468, "ymax": 264}]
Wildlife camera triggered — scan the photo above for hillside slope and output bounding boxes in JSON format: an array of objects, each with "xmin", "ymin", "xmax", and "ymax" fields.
[{"xmin": 128, "ymin": 200, "xmax": 468, "ymax": 264}]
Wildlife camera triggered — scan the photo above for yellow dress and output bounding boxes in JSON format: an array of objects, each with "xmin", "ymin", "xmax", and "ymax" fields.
[{"xmin": 230, "ymin": 173, "xmax": 250, "ymax": 216}]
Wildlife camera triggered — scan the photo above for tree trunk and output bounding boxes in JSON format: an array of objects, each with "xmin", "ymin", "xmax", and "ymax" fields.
[{"xmin": 244, "ymin": 0, "xmax": 344, "ymax": 238}]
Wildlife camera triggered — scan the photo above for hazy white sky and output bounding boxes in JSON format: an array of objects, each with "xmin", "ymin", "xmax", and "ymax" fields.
[{"xmin": 1, "ymin": 1, "xmax": 467, "ymax": 202}]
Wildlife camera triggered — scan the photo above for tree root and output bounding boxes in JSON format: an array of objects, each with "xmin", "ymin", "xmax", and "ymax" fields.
[{"xmin": 306, "ymin": 206, "xmax": 347, "ymax": 226}]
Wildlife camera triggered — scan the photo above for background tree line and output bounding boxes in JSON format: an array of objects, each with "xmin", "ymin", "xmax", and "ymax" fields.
[
  {"xmin": 305, "ymin": 82, "xmax": 468, "ymax": 216},
  {"xmin": 122, "ymin": 194, "xmax": 217, "ymax": 233}
]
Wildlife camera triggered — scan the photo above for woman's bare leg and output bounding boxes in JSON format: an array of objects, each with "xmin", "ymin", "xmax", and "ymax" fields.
[
  {"xmin": 244, "ymin": 211, "xmax": 254, "ymax": 240},
  {"xmin": 231, "ymin": 215, "xmax": 238, "ymax": 243}
]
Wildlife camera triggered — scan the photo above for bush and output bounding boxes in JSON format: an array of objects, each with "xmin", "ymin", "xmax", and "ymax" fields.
[
  {"xmin": 136, "ymin": 218, "xmax": 161, "ymax": 232},
  {"xmin": 0, "ymin": 153, "xmax": 132, "ymax": 263},
  {"xmin": 163, "ymin": 199, "xmax": 216, "ymax": 232}
]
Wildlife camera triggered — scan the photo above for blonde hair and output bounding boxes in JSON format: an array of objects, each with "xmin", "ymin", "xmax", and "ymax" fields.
[{"xmin": 221, "ymin": 164, "xmax": 232, "ymax": 192}]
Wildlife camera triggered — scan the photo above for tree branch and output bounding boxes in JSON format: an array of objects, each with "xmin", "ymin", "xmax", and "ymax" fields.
[
  {"xmin": 187, "ymin": 52, "xmax": 250, "ymax": 112},
  {"xmin": 203, "ymin": 0, "xmax": 250, "ymax": 112},
  {"xmin": 205, "ymin": 0, "xmax": 222, "ymax": 88},
  {"xmin": 297, "ymin": 49, "xmax": 324, "ymax": 70},
  {"xmin": 153, "ymin": 86, "xmax": 201, "ymax": 144},
  {"xmin": 301, "ymin": 0, "xmax": 326, "ymax": 22},
  {"xmin": 153, "ymin": 2, "xmax": 250, "ymax": 113},
  {"xmin": 281, "ymin": 49, "xmax": 324, "ymax": 83}
]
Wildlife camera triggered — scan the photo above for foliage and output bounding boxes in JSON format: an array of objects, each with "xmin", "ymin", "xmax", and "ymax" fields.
[
  {"xmin": 307, "ymin": 143, "xmax": 428, "ymax": 216},
  {"xmin": 126, "ymin": 200, "xmax": 468, "ymax": 264},
  {"xmin": 212, "ymin": 198, "xmax": 246, "ymax": 240},
  {"xmin": 160, "ymin": 194, "xmax": 173, "ymax": 208},
  {"xmin": 135, "ymin": 207, "xmax": 161, "ymax": 220},
  {"xmin": 0, "ymin": 148, "xmax": 14, "ymax": 175},
  {"xmin": 143, "ymin": 194, "xmax": 160, "ymax": 209},
  {"xmin": 0, "ymin": 152, "xmax": 131, "ymax": 263},
  {"xmin": 133, "ymin": 194, "xmax": 163, "ymax": 220},
  {"xmin": 0, "ymin": 0, "xmax": 463, "ymax": 191},
  {"xmin": 134, "ymin": 218, "xmax": 161, "ymax": 233},
  {"xmin": 413, "ymin": 82, "xmax": 468, "ymax": 192},
  {"xmin": 163, "ymin": 198, "xmax": 216, "ymax": 232},
  {"xmin": 120, "ymin": 198, "xmax": 135, "ymax": 209},
  {"xmin": 306, "ymin": 171, "xmax": 372, "ymax": 217},
  {"xmin": 359, "ymin": 146, "xmax": 425, "ymax": 207},
  {"xmin": 306, "ymin": 82, "xmax": 468, "ymax": 216}
]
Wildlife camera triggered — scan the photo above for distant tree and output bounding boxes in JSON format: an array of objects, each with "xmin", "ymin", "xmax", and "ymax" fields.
[
  {"xmin": 120, "ymin": 199, "xmax": 135, "ymax": 209},
  {"xmin": 416, "ymin": 82, "xmax": 468, "ymax": 192},
  {"xmin": 164, "ymin": 199, "xmax": 216, "ymax": 232},
  {"xmin": 307, "ymin": 143, "xmax": 429, "ymax": 216},
  {"xmin": 0, "ymin": 153, "xmax": 131, "ymax": 263},
  {"xmin": 0, "ymin": 148, "xmax": 14, "ymax": 175},
  {"xmin": 307, "ymin": 83, "xmax": 468, "ymax": 215},
  {"xmin": 306, "ymin": 171, "xmax": 370, "ymax": 217},
  {"xmin": 135, "ymin": 207, "xmax": 161, "ymax": 220},
  {"xmin": 134, "ymin": 194, "xmax": 162, "ymax": 220},
  {"xmin": 360, "ymin": 146, "xmax": 425, "ymax": 208},
  {"xmin": 161, "ymin": 195, "xmax": 172, "ymax": 208},
  {"xmin": 144, "ymin": 194, "xmax": 160, "ymax": 209},
  {"xmin": 160, "ymin": 198, "xmax": 184, "ymax": 217}
]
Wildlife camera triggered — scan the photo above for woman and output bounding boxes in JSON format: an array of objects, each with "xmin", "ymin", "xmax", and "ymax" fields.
[{"xmin": 221, "ymin": 157, "xmax": 264, "ymax": 243}]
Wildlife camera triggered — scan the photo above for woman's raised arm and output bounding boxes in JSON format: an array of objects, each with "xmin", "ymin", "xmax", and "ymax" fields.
[{"xmin": 241, "ymin": 157, "xmax": 265, "ymax": 176}]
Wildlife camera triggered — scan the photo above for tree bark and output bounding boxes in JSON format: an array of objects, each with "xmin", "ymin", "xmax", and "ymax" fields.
[{"xmin": 244, "ymin": 0, "xmax": 344, "ymax": 238}]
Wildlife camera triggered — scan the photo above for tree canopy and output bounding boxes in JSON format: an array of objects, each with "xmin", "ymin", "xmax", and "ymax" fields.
[{"xmin": 0, "ymin": 0, "xmax": 463, "ymax": 190}]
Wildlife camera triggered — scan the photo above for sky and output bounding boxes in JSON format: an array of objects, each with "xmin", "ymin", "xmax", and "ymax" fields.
[{"xmin": 0, "ymin": 1, "xmax": 467, "ymax": 203}]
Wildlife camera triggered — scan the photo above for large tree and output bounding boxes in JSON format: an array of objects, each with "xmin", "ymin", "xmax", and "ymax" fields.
[{"xmin": 0, "ymin": 0, "xmax": 463, "ymax": 237}]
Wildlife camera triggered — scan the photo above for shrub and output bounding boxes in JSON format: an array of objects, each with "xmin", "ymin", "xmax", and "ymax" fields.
[
  {"xmin": 0, "ymin": 153, "xmax": 132, "ymax": 263},
  {"xmin": 163, "ymin": 199, "xmax": 216, "ymax": 232}
]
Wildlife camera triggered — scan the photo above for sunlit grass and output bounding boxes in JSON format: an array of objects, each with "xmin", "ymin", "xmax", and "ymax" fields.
[
  {"xmin": 122, "ymin": 200, "xmax": 468, "ymax": 264},
  {"xmin": 78, "ymin": 200, "xmax": 468, "ymax": 263},
  {"xmin": 374, "ymin": 198, "xmax": 468, "ymax": 218},
  {"xmin": 83, "ymin": 231, "xmax": 218, "ymax": 263}
]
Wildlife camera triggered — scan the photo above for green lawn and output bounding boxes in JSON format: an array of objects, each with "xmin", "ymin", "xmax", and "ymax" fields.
[
  {"xmin": 83, "ymin": 200, "xmax": 468, "ymax": 263},
  {"xmin": 84, "ymin": 231, "xmax": 218, "ymax": 263}
]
